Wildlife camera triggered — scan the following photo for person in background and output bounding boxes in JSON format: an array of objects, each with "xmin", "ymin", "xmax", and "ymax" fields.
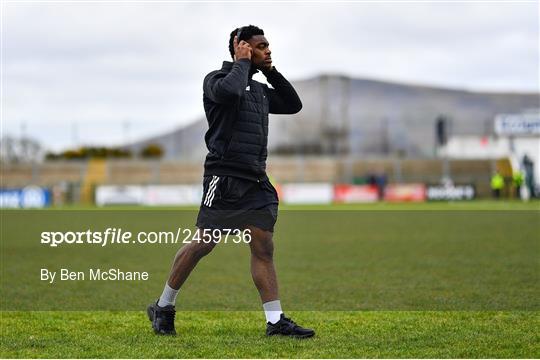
[
  {"xmin": 522, "ymin": 155, "xmax": 536, "ymax": 198},
  {"xmin": 375, "ymin": 173, "xmax": 387, "ymax": 201},
  {"xmin": 491, "ymin": 171, "xmax": 504, "ymax": 199},
  {"xmin": 512, "ymin": 170, "xmax": 524, "ymax": 199}
]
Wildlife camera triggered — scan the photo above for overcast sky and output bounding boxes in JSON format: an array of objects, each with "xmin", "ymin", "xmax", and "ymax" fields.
[{"xmin": 3, "ymin": 1, "xmax": 539, "ymax": 151}]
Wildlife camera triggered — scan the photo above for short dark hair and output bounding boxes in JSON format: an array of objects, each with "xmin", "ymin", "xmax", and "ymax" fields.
[{"xmin": 228, "ymin": 25, "xmax": 264, "ymax": 59}]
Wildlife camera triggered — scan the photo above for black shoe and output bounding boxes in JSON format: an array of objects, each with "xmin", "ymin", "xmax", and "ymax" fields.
[
  {"xmin": 147, "ymin": 301, "xmax": 176, "ymax": 335},
  {"xmin": 266, "ymin": 314, "xmax": 315, "ymax": 338}
]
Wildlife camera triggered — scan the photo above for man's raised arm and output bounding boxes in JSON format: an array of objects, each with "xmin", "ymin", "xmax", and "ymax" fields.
[
  {"xmin": 203, "ymin": 59, "xmax": 251, "ymax": 103},
  {"xmin": 204, "ymin": 36, "xmax": 254, "ymax": 104},
  {"xmin": 263, "ymin": 67, "xmax": 302, "ymax": 114}
]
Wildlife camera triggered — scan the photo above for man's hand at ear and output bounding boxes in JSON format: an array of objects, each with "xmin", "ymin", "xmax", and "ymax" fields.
[
  {"xmin": 260, "ymin": 64, "xmax": 303, "ymax": 115},
  {"xmin": 233, "ymin": 36, "xmax": 252, "ymax": 61}
]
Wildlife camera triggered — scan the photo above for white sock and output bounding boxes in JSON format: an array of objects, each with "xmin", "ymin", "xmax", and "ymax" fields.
[
  {"xmin": 263, "ymin": 300, "xmax": 283, "ymax": 324},
  {"xmin": 157, "ymin": 283, "xmax": 179, "ymax": 307}
]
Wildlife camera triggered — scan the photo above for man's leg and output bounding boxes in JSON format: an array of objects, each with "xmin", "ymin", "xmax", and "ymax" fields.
[
  {"xmin": 148, "ymin": 229, "xmax": 217, "ymax": 335},
  {"xmin": 248, "ymin": 225, "xmax": 279, "ymax": 303},
  {"xmin": 247, "ymin": 225, "xmax": 315, "ymax": 338},
  {"xmin": 165, "ymin": 230, "xmax": 217, "ymax": 291}
]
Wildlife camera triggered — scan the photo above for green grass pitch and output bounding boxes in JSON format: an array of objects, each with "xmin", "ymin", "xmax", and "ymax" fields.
[{"xmin": 1, "ymin": 201, "xmax": 539, "ymax": 358}]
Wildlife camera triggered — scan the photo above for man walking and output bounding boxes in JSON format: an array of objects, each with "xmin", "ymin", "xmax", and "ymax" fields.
[{"xmin": 147, "ymin": 25, "xmax": 315, "ymax": 338}]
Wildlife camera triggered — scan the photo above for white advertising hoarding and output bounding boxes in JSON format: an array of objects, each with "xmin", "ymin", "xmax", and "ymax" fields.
[
  {"xmin": 281, "ymin": 183, "xmax": 333, "ymax": 204},
  {"xmin": 96, "ymin": 185, "xmax": 145, "ymax": 206},
  {"xmin": 96, "ymin": 185, "xmax": 202, "ymax": 206},
  {"xmin": 494, "ymin": 114, "xmax": 540, "ymax": 136},
  {"xmin": 145, "ymin": 185, "xmax": 202, "ymax": 206}
]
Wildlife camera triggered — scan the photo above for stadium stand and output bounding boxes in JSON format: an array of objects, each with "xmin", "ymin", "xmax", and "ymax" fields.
[{"xmin": 2, "ymin": 157, "xmax": 506, "ymax": 200}]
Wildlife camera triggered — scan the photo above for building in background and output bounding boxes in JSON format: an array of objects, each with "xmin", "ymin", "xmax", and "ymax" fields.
[{"xmin": 440, "ymin": 110, "xmax": 540, "ymax": 194}]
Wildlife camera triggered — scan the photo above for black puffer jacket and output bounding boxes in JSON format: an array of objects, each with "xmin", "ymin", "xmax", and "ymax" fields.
[{"xmin": 202, "ymin": 59, "xmax": 302, "ymax": 181}]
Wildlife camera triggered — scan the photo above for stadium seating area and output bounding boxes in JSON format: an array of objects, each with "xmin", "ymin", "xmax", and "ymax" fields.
[
  {"xmin": 2, "ymin": 162, "xmax": 86, "ymax": 188},
  {"xmin": 2, "ymin": 157, "xmax": 506, "ymax": 201}
]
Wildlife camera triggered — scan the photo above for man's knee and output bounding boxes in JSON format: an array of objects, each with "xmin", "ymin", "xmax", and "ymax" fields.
[
  {"xmin": 188, "ymin": 240, "xmax": 216, "ymax": 259},
  {"xmin": 249, "ymin": 227, "xmax": 274, "ymax": 262},
  {"xmin": 254, "ymin": 244, "xmax": 273, "ymax": 262}
]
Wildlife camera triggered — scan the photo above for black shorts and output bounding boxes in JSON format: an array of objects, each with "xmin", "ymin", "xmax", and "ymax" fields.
[{"xmin": 196, "ymin": 175, "xmax": 279, "ymax": 232}]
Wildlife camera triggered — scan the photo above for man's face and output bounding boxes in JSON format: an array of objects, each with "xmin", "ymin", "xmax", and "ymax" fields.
[{"xmin": 247, "ymin": 35, "xmax": 272, "ymax": 70}]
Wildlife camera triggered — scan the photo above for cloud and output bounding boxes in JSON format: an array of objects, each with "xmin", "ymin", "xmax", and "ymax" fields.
[{"xmin": 3, "ymin": 2, "xmax": 538, "ymax": 150}]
